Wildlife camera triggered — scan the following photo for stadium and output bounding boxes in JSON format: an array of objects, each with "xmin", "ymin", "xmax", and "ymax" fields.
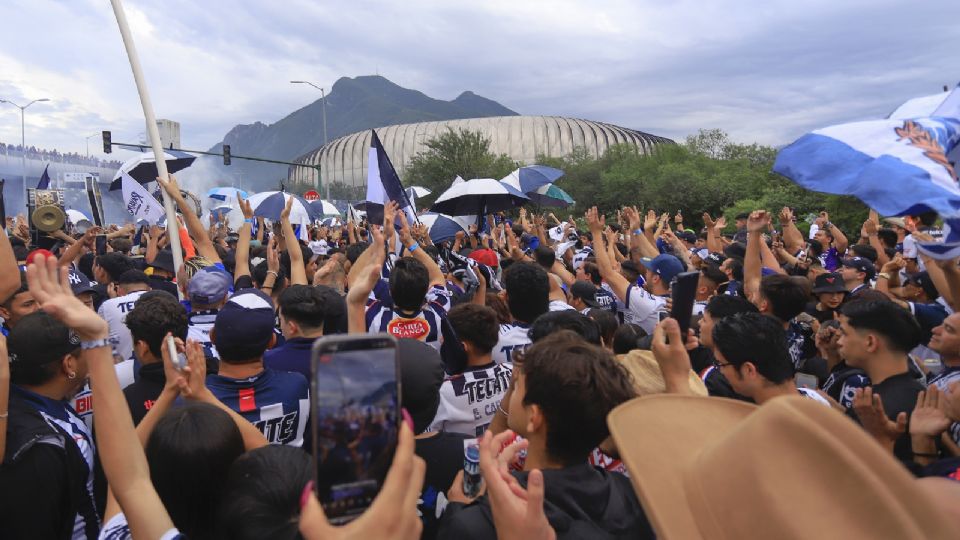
[{"xmin": 288, "ymin": 115, "xmax": 673, "ymax": 189}]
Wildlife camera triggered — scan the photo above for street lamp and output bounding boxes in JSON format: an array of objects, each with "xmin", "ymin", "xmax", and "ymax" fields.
[
  {"xmin": 0, "ymin": 97, "xmax": 51, "ymax": 207},
  {"xmin": 85, "ymin": 132, "xmax": 99, "ymax": 158},
  {"xmin": 291, "ymin": 80, "xmax": 329, "ymax": 199}
]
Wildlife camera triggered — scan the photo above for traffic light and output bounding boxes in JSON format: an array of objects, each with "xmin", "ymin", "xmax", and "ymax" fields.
[
  {"xmin": 223, "ymin": 144, "xmax": 231, "ymax": 166},
  {"xmin": 102, "ymin": 131, "xmax": 112, "ymax": 154}
]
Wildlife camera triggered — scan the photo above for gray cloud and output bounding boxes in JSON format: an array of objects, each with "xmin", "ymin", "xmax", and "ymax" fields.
[{"xmin": 0, "ymin": 0, "xmax": 957, "ymax": 160}]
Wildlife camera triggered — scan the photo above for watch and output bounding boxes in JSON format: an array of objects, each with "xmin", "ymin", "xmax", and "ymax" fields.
[{"xmin": 81, "ymin": 338, "xmax": 111, "ymax": 350}]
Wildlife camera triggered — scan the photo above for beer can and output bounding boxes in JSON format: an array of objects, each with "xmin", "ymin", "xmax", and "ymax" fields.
[{"xmin": 463, "ymin": 443, "xmax": 482, "ymax": 498}]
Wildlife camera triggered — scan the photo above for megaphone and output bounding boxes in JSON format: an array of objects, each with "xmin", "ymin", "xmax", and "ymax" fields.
[{"xmin": 32, "ymin": 204, "xmax": 66, "ymax": 232}]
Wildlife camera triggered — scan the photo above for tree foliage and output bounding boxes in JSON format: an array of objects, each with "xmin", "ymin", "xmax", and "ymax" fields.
[{"xmin": 402, "ymin": 128, "xmax": 517, "ymax": 201}]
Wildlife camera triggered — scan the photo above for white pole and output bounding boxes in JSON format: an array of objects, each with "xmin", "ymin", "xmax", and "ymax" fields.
[{"xmin": 109, "ymin": 0, "xmax": 184, "ymax": 296}]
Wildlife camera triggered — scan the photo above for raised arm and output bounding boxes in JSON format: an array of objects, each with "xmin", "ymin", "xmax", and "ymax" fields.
[
  {"xmin": 57, "ymin": 227, "xmax": 98, "ymax": 268},
  {"xmin": 157, "ymin": 174, "xmax": 221, "ymax": 263},
  {"xmin": 625, "ymin": 207, "xmax": 659, "ymax": 259},
  {"xmin": 347, "ymin": 227, "xmax": 385, "ymax": 333},
  {"xmin": 586, "ymin": 207, "xmax": 631, "ymax": 303},
  {"xmin": 398, "ymin": 211, "xmax": 443, "ymax": 288},
  {"xmin": 234, "ymin": 197, "xmax": 254, "ymax": 282},
  {"xmin": 280, "ymin": 197, "xmax": 307, "ymax": 286},
  {"xmin": 778, "ymin": 207, "xmax": 805, "ymax": 254},
  {"xmin": 821, "ymin": 212, "xmax": 848, "ymax": 254},
  {"xmin": 744, "ymin": 210, "xmax": 769, "ymax": 306}
]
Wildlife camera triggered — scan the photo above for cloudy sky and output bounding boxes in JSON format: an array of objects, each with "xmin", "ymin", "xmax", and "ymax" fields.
[{"xmin": 0, "ymin": 0, "xmax": 957, "ymax": 158}]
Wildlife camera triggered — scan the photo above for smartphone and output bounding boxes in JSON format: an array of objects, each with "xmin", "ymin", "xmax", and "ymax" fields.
[
  {"xmin": 95, "ymin": 234, "xmax": 107, "ymax": 255},
  {"xmin": 311, "ymin": 334, "xmax": 400, "ymax": 524},
  {"xmin": 795, "ymin": 373, "xmax": 818, "ymax": 390},
  {"xmin": 670, "ymin": 271, "xmax": 700, "ymax": 338},
  {"xmin": 165, "ymin": 335, "xmax": 185, "ymax": 371}
]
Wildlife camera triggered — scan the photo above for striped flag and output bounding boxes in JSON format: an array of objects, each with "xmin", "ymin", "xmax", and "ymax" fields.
[{"xmin": 364, "ymin": 130, "xmax": 417, "ymax": 225}]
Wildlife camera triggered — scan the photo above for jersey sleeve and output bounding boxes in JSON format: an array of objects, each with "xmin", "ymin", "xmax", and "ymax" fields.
[
  {"xmin": 427, "ymin": 284, "xmax": 453, "ymax": 313},
  {"xmin": 625, "ymin": 284, "xmax": 662, "ymax": 320}
]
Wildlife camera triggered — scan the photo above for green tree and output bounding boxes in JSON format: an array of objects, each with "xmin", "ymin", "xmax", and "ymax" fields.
[
  {"xmin": 403, "ymin": 128, "xmax": 517, "ymax": 201},
  {"xmin": 326, "ymin": 180, "xmax": 365, "ymax": 201}
]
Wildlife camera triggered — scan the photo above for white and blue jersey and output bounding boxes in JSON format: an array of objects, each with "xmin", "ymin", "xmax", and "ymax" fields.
[
  {"xmin": 572, "ymin": 245, "xmax": 593, "ymax": 270},
  {"xmin": 623, "ymin": 284, "xmax": 667, "ymax": 334},
  {"xmin": 206, "ymin": 369, "xmax": 310, "ymax": 447},
  {"xmin": 493, "ymin": 322, "xmax": 532, "ymax": 364},
  {"xmin": 365, "ymin": 284, "xmax": 453, "ymax": 350},
  {"xmin": 187, "ymin": 310, "xmax": 219, "ymax": 359}
]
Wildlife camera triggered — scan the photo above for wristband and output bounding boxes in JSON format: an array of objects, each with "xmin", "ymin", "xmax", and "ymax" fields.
[
  {"xmin": 877, "ymin": 273, "xmax": 891, "ymax": 280},
  {"xmin": 266, "ymin": 270, "xmax": 279, "ymax": 278},
  {"xmin": 244, "ymin": 218, "xmax": 255, "ymax": 224},
  {"xmin": 633, "ymin": 229, "xmax": 643, "ymax": 235},
  {"xmin": 407, "ymin": 242, "xmax": 420, "ymax": 253},
  {"xmin": 80, "ymin": 338, "xmax": 111, "ymax": 351}
]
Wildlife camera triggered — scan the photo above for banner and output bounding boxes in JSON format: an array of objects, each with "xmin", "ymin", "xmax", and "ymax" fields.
[{"xmin": 120, "ymin": 172, "xmax": 164, "ymax": 224}]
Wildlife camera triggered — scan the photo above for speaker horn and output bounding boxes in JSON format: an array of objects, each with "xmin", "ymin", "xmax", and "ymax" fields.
[{"xmin": 32, "ymin": 205, "xmax": 66, "ymax": 232}]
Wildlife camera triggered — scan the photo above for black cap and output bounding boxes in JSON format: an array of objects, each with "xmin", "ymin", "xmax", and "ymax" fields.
[
  {"xmin": 705, "ymin": 252, "xmax": 727, "ymax": 267},
  {"xmin": 8, "ymin": 311, "xmax": 81, "ymax": 369},
  {"xmin": 811, "ymin": 272, "xmax": 847, "ymax": 294},
  {"xmin": 570, "ymin": 280, "xmax": 601, "ymax": 308},
  {"xmin": 398, "ymin": 339, "xmax": 444, "ymax": 434},
  {"xmin": 148, "ymin": 250, "xmax": 176, "ymax": 274},
  {"xmin": 907, "ymin": 271, "xmax": 939, "ymax": 300},
  {"xmin": 841, "ymin": 257, "xmax": 876, "ymax": 281},
  {"xmin": 67, "ymin": 269, "xmax": 97, "ymax": 296}
]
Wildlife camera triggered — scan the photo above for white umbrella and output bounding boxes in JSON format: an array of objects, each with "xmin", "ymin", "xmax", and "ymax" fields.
[
  {"xmin": 246, "ymin": 191, "xmax": 318, "ymax": 224},
  {"xmin": 406, "ymin": 186, "xmax": 432, "ymax": 198},
  {"xmin": 310, "ymin": 199, "xmax": 340, "ymax": 217},
  {"xmin": 66, "ymin": 209, "xmax": 90, "ymax": 224},
  {"xmin": 419, "ymin": 213, "xmax": 475, "ymax": 243},
  {"xmin": 430, "ymin": 178, "xmax": 529, "ymax": 217}
]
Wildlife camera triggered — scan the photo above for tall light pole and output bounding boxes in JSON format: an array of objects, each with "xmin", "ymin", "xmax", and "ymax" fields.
[
  {"xmin": 290, "ymin": 80, "xmax": 329, "ymax": 199},
  {"xmin": 0, "ymin": 97, "xmax": 50, "ymax": 207},
  {"xmin": 85, "ymin": 132, "xmax": 99, "ymax": 157}
]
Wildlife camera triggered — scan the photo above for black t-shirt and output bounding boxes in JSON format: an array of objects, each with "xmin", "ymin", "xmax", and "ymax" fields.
[
  {"xmin": 416, "ymin": 431, "xmax": 470, "ymax": 540},
  {"xmin": 123, "ymin": 363, "xmax": 167, "ymax": 426},
  {"xmin": 804, "ymin": 302, "xmax": 838, "ymax": 323},
  {"xmin": 847, "ymin": 371, "xmax": 924, "ymax": 462}
]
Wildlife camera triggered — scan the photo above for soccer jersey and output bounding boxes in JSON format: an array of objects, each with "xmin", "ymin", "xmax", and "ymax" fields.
[
  {"xmin": 427, "ymin": 362, "xmax": 514, "ymax": 437},
  {"xmin": 622, "ymin": 284, "xmax": 667, "ymax": 334},
  {"xmin": 365, "ymin": 284, "xmax": 453, "ymax": 350},
  {"xmin": 206, "ymin": 369, "xmax": 310, "ymax": 446},
  {"xmin": 572, "ymin": 245, "xmax": 593, "ymax": 270},
  {"xmin": 187, "ymin": 309, "xmax": 219, "ymax": 359},
  {"xmin": 97, "ymin": 290, "xmax": 148, "ymax": 363},
  {"xmin": 493, "ymin": 322, "xmax": 531, "ymax": 364}
]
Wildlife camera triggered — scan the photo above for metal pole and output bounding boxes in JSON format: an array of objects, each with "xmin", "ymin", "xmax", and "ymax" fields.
[
  {"xmin": 20, "ymin": 107, "xmax": 25, "ymax": 203},
  {"xmin": 109, "ymin": 0, "xmax": 184, "ymax": 296},
  {"xmin": 322, "ymin": 87, "xmax": 329, "ymax": 200}
]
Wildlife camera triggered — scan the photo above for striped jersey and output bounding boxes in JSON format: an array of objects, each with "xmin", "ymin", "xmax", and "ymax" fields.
[
  {"xmin": 427, "ymin": 362, "xmax": 514, "ymax": 437},
  {"xmin": 493, "ymin": 322, "xmax": 531, "ymax": 364},
  {"xmin": 206, "ymin": 369, "xmax": 310, "ymax": 446},
  {"xmin": 187, "ymin": 310, "xmax": 219, "ymax": 359},
  {"xmin": 365, "ymin": 284, "xmax": 453, "ymax": 350},
  {"xmin": 572, "ymin": 245, "xmax": 593, "ymax": 270}
]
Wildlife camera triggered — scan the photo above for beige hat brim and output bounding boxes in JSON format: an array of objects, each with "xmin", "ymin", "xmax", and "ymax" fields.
[{"xmin": 608, "ymin": 395, "xmax": 756, "ymax": 539}]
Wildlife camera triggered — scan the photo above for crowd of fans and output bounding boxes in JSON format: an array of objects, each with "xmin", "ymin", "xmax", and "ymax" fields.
[
  {"xmin": 0, "ymin": 141, "xmax": 123, "ymax": 169},
  {"xmin": 1, "ymin": 176, "xmax": 960, "ymax": 539}
]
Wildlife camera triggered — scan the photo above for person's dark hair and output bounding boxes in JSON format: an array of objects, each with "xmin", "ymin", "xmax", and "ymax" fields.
[
  {"xmin": 528, "ymin": 310, "xmax": 601, "ymax": 345},
  {"xmin": 217, "ymin": 445, "xmax": 312, "ymax": 540},
  {"xmin": 423, "ymin": 244, "xmax": 440, "ymax": 261},
  {"xmin": 315, "ymin": 285, "xmax": 348, "ymax": 335},
  {"xmin": 806, "ymin": 241, "xmax": 824, "ymax": 259},
  {"xmin": 581, "ymin": 261, "xmax": 602, "ymax": 285},
  {"xmin": 840, "ymin": 299, "xmax": 922, "ymax": 353},
  {"xmin": 533, "ymin": 245, "xmax": 555, "ymax": 270},
  {"xmin": 519, "ymin": 331, "xmax": 636, "ymax": 465},
  {"xmin": 915, "ymin": 210, "xmax": 938, "ymax": 227},
  {"xmin": 759, "ymin": 274, "xmax": 810, "ymax": 323},
  {"xmin": 345, "ymin": 243, "xmax": 369, "ymax": 265},
  {"xmin": 877, "ymin": 229, "xmax": 898, "ymax": 250},
  {"xmin": 96, "ymin": 252, "xmax": 133, "ymax": 282},
  {"xmin": 700, "ymin": 264, "xmax": 727, "ymax": 290},
  {"xmin": 726, "ymin": 259, "xmax": 744, "ymax": 281},
  {"xmin": 485, "ymin": 292, "xmax": 512, "ymax": 324},
  {"xmin": 389, "ymin": 257, "xmax": 430, "ymax": 311},
  {"xmin": 712, "ymin": 313, "xmax": 794, "ymax": 384},
  {"xmin": 279, "ymin": 244, "xmax": 315, "ymax": 278},
  {"xmin": 146, "ymin": 403, "xmax": 245, "ymax": 540},
  {"xmin": 849, "ymin": 243, "xmax": 878, "ymax": 263},
  {"xmin": 704, "ymin": 294, "xmax": 759, "ymax": 320},
  {"xmin": 502, "ymin": 262, "xmax": 549, "ymax": 323},
  {"xmin": 586, "ymin": 308, "xmax": 618, "ymax": 347},
  {"xmin": 78, "ymin": 252, "xmax": 95, "ymax": 282},
  {"xmin": 116, "ymin": 269, "xmax": 150, "ymax": 286},
  {"xmin": 612, "ymin": 323, "xmax": 646, "ymax": 355},
  {"xmin": 448, "ymin": 303, "xmax": 499, "ymax": 354},
  {"xmin": 109, "ymin": 237, "xmax": 132, "ymax": 254},
  {"xmin": 125, "ymin": 294, "xmax": 188, "ymax": 358},
  {"xmin": 278, "ymin": 285, "xmax": 326, "ymax": 330},
  {"xmin": 253, "ymin": 260, "xmax": 287, "ymax": 294}
]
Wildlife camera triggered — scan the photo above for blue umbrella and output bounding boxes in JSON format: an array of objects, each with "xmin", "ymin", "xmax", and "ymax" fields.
[
  {"xmin": 208, "ymin": 187, "xmax": 249, "ymax": 202},
  {"xmin": 246, "ymin": 191, "xmax": 319, "ymax": 222},
  {"xmin": 109, "ymin": 149, "xmax": 196, "ymax": 190},
  {"xmin": 526, "ymin": 184, "xmax": 575, "ymax": 208},
  {"xmin": 419, "ymin": 213, "xmax": 474, "ymax": 243},
  {"xmin": 500, "ymin": 165, "xmax": 564, "ymax": 194}
]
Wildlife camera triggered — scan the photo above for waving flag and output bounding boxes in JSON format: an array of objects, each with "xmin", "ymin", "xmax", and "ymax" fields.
[
  {"xmin": 364, "ymin": 130, "xmax": 417, "ymax": 225},
  {"xmin": 36, "ymin": 164, "xmax": 51, "ymax": 190},
  {"xmin": 774, "ymin": 85, "xmax": 960, "ymax": 259},
  {"xmin": 120, "ymin": 172, "xmax": 165, "ymax": 224}
]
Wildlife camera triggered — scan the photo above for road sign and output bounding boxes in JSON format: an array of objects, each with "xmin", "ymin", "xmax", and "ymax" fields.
[{"xmin": 303, "ymin": 190, "xmax": 320, "ymax": 201}]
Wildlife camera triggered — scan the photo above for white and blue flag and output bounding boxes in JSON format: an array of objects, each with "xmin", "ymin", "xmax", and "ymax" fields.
[
  {"xmin": 774, "ymin": 85, "xmax": 960, "ymax": 259},
  {"xmin": 365, "ymin": 129, "xmax": 417, "ymax": 226}
]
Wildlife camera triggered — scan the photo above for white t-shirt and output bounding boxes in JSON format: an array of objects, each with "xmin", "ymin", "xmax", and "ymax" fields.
[
  {"xmin": 427, "ymin": 362, "xmax": 514, "ymax": 438},
  {"xmin": 622, "ymin": 284, "xmax": 668, "ymax": 334},
  {"xmin": 97, "ymin": 290, "xmax": 148, "ymax": 363},
  {"xmin": 493, "ymin": 322, "xmax": 531, "ymax": 364},
  {"xmin": 71, "ymin": 361, "xmax": 137, "ymax": 432},
  {"xmin": 549, "ymin": 299, "xmax": 576, "ymax": 312},
  {"xmin": 797, "ymin": 387, "xmax": 832, "ymax": 407},
  {"xmin": 98, "ymin": 512, "xmax": 181, "ymax": 540}
]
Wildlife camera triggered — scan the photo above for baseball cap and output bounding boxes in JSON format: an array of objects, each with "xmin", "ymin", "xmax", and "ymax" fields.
[
  {"xmin": 883, "ymin": 217, "xmax": 907, "ymax": 228},
  {"xmin": 677, "ymin": 231, "xmax": 698, "ymax": 244},
  {"xmin": 723, "ymin": 242, "xmax": 746, "ymax": 261},
  {"xmin": 67, "ymin": 269, "xmax": 97, "ymax": 296},
  {"xmin": 570, "ymin": 280, "xmax": 601, "ymax": 309},
  {"xmin": 8, "ymin": 311, "xmax": 81, "ymax": 370},
  {"xmin": 398, "ymin": 338, "xmax": 445, "ymax": 434},
  {"xmin": 213, "ymin": 289, "xmax": 276, "ymax": 360},
  {"xmin": 188, "ymin": 267, "xmax": 232, "ymax": 305},
  {"xmin": 640, "ymin": 254, "xmax": 685, "ymax": 285},
  {"xmin": 607, "ymin": 395, "xmax": 957, "ymax": 539},
  {"xmin": 468, "ymin": 248, "xmax": 499, "ymax": 268},
  {"xmin": 811, "ymin": 272, "xmax": 847, "ymax": 294},
  {"xmin": 692, "ymin": 248, "xmax": 710, "ymax": 260},
  {"xmin": 841, "ymin": 256, "xmax": 876, "ymax": 281},
  {"xmin": 704, "ymin": 252, "xmax": 727, "ymax": 267},
  {"xmin": 906, "ymin": 271, "xmax": 939, "ymax": 300}
]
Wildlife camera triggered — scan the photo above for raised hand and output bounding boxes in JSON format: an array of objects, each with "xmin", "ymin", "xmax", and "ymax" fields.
[
  {"xmin": 853, "ymin": 387, "xmax": 907, "ymax": 449},
  {"xmin": 280, "ymin": 195, "xmax": 294, "ymax": 223},
  {"xmin": 267, "ymin": 236, "xmax": 281, "ymax": 274},
  {"xmin": 644, "ymin": 210, "xmax": 658, "ymax": 231},
  {"xmin": 714, "ymin": 215, "xmax": 727, "ymax": 231},
  {"xmin": 779, "ymin": 207, "xmax": 793, "ymax": 224},
  {"xmin": 674, "ymin": 211, "xmax": 683, "ymax": 225},
  {"xmin": 155, "ymin": 174, "xmax": 182, "ymax": 200},
  {"xmin": 585, "ymin": 207, "xmax": 605, "ymax": 234},
  {"xmin": 651, "ymin": 318, "xmax": 694, "ymax": 394},
  {"xmin": 383, "ymin": 201, "xmax": 398, "ymax": 232},
  {"xmin": 910, "ymin": 386, "xmax": 952, "ymax": 438},
  {"xmin": 239, "ymin": 195, "xmax": 254, "ymax": 220},
  {"xmin": 746, "ymin": 210, "xmax": 770, "ymax": 233},
  {"xmin": 25, "ymin": 254, "xmax": 107, "ymax": 341}
]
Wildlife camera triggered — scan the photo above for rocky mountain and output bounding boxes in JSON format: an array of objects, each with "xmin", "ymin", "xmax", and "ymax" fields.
[{"xmin": 208, "ymin": 75, "xmax": 518, "ymax": 190}]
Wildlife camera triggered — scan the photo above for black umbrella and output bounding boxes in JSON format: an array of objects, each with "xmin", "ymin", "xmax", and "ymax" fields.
[{"xmin": 109, "ymin": 149, "xmax": 196, "ymax": 191}]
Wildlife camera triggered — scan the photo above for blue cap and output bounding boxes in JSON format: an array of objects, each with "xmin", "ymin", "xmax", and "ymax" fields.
[
  {"xmin": 188, "ymin": 267, "xmax": 232, "ymax": 305},
  {"xmin": 214, "ymin": 289, "xmax": 276, "ymax": 359},
  {"xmin": 640, "ymin": 254, "xmax": 686, "ymax": 285}
]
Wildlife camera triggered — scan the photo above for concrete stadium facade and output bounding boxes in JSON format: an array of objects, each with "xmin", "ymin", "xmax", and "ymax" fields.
[{"xmin": 289, "ymin": 115, "xmax": 672, "ymax": 189}]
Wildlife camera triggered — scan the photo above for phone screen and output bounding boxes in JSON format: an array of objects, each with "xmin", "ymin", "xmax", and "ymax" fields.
[
  {"xmin": 670, "ymin": 271, "xmax": 700, "ymax": 338},
  {"xmin": 311, "ymin": 334, "xmax": 400, "ymax": 524},
  {"xmin": 95, "ymin": 235, "xmax": 107, "ymax": 255}
]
